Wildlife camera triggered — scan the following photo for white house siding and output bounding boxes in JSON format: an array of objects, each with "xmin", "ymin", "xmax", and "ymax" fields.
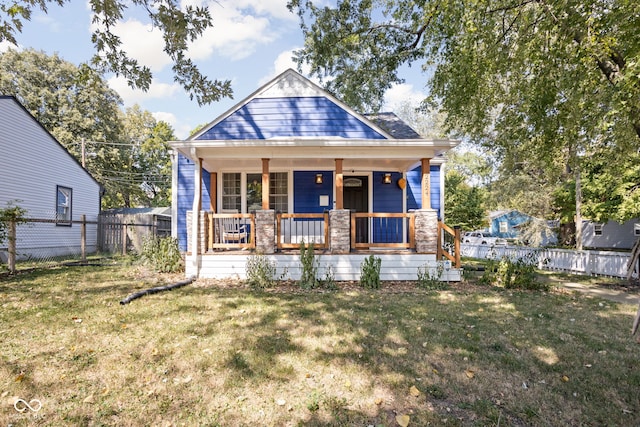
[{"xmin": 0, "ymin": 97, "xmax": 100, "ymax": 259}]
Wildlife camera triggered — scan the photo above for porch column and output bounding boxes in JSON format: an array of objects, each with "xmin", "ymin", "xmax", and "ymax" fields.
[
  {"xmin": 190, "ymin": 155, "xmax": 202, "ymax": 276},
  {"xmin": 329, "ymin": 209, "xmax": 350, "ymax": 253},
  {"xmin": 414, "ymin": 209, "xmax": 438, "ymax": 254},
  {"xmin": 210, "ymin": 172, "xmax": 217, "ymax": 212},
  {"xmin": 255, "ymin": 209, "xmax": 275, "ymax": 254},
  {"xmin": 262, "ymin": 158, "xmax": 270, "ymax": 210},
  {"xmin": 421, "ymin": 158, "xmax": 431, "ymax": 209},
  {"xmin": 335, "ymin": 159, "xmax": 343, "ymax": 210}
]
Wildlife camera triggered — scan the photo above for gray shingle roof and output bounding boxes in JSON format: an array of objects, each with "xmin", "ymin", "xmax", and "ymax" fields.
[{"xmin": 364, "ymin": 112, "xmax": 422, "ymax": 139}]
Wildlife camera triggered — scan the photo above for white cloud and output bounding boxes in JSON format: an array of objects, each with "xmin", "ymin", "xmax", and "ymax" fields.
[
  {"xmin": 109, "ymin": 19, "xmax": 171, "ymax": 72},
  {"xmin": 152, "ymin": 111, "xmax": 193, "ymax": 139},
  {"xmin": 257, "ymin": 48, "xmax": 317, "ymax": 85},
  {"xmin": 108, "ymin": 76, "xmax": 181, "ymax": 105},
  {"xmin": 34, "ymin": 13, "xmax": 62, "ymax": 33},
  {"xmin": 231, "ymin": 0, "xmax": 296, "ymax": 21},
  {"xmin": 383, "ymin": 83, "xmax": 427, "ymax": 111},
  {"xmin": 0, "ymin": 40, "xmax": 21, "ymax": 53}
]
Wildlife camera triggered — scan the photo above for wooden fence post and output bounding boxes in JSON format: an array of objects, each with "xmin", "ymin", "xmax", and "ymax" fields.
[
  {"xmin": 122, "ymin": 223, "xmax": 127, "ymax": 256},
  {"xmin": 80, "ymin": 214, "xmax": 87, "ymax": 262},
  {"xmin": 8, "ymin": 220, "xmax": 16, "ymax": 274}
]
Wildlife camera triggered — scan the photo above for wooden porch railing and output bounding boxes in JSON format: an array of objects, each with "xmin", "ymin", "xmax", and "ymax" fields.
[
  {"xmin": 206, "ymin": 213, "xmax": 255, "ymax": 251},
  {"xmin": 438, "ymin": 221, "xmax": 461, "ymax": 268},
  {"xmin": 276, "ymin": 212, "xmax": 329, "ymax": 250},
  {"xmin": 350, "ymin": 213, "xmax": 415, "ymax": 250}
]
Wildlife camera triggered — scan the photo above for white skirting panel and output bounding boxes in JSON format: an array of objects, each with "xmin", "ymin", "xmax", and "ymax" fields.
[{"xmin": 185, "ymin": 253, "xmax": 462, "ymax": 282}]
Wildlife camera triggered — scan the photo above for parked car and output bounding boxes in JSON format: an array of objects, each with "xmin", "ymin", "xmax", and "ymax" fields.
[{"xmin": 463, "ymin": 231, "xmax": 507, "ymax": 246}]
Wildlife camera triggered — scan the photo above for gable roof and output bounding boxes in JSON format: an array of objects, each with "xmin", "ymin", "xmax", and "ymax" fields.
[
  {"xmin": 365, "ymin": 112, "xmax": 422, "ymax": 139},
  {"xmin": 0, "ymin": 96, "xmax": 101, "ymax": 187},
  {"xmin": 191, "ymin": 69, "xmax": 392, "ymax": 141}
]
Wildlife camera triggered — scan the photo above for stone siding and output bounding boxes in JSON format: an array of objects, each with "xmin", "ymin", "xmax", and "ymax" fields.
[
  {"xmin": 330, "ymin": 210, "xmax": 351, "ymax": 253},
  {"xmin": 414, "ymin": 209, "xmax": 438, "ymax": 253}
]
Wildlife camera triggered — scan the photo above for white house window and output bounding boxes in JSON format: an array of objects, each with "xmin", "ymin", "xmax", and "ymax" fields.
[
  {"xmin": 634, "ymin": 223, "xmax": 640, "ymax": 236},
  {"xmin": 499, "ymin": 221, "xmax": 508, "ymax": 233},
  {"xmin": 594, "ymin": 223, "xmax": 603, "ymax": 236},
  {"xmin": 56, "ymin": 185, "xmax": 72, "ymax": 225},
  {"xmin": 222, "ymin": 172, "xmax": 288, "ymax": 213}
]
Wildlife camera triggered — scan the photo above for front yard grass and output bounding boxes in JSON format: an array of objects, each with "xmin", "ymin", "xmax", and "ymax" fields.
[{"xmin": 1, "ymin": 262, "xmax": 639, "ymax": 426}]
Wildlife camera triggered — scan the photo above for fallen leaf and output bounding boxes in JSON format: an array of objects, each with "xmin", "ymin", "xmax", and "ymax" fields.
[
  {"xmin": 374, "ymin": 397, "xmax": 383, "ymax": 405},
  {"xmin": 396, "ymin": 414, "xmax": 410, "ymax": 427},
  {"xmin": 409, "ymin": 385, "xmax": 421, "ymax": 397},
  {"xmin": 15, "ymin": 373, "xmax": 25, "ymax": 382},
  {"xmin": 83, "ymin": 394, "xmax": 95, "ymax": 404},
  {"xmin": 432, "ymin": 368, "xmax": 439, "ymax": 375},
  {"xmin": 562, "ymin": 375, "xmax": 569, "ymax": 382},
  {"xmin": 276, "ymin": 399, "xmax": 286, "ymax": 406},
  {"xmin": 465, "ymin": 369, "xmax": 475, "ymax": 379}
]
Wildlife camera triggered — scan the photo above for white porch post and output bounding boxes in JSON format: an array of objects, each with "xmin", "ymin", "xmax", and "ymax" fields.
[{"xmin": 191, "ymin": 154, "xmax": 202, "ymax": 275}]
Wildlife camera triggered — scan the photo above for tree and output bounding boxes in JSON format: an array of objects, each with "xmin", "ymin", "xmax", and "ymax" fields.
[
  {"xmin": 444, "ymin": 170, "xmax": 486, "ymax": 231},
  {"xmin": 101, "ymin": 105, "xmax": 175, "ymax": 208},
  {"xmin": 289, "ymin": 0, "xmax": 640, "ymax": 228},
  {"xmin": 0, "ymin": 0, "xmax": 232, "ymax": 105}
]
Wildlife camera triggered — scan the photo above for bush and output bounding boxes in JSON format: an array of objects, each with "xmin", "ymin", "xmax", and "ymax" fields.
[
  {"xmin": 0, "ymin": 201, "xmax": 26, "ymax": 244},
  {"xmin": 360, "ymin": 255, "xmax": 381, "ymax": 289},
  {"xmin": 417, "ymin": 262, "xmax": 448, "ymax": 290},
  {"xmin": 298, "ymin": 241, "xmax": 319, "ymax": 289},
  {"xmin": 480, "ymin": 251, "xmax": 547, "ymax": 291},
  {"xmin": 140, "ymin": 236, "xmax": 184, "ymax": 273},
  {"xmin": 246, "ymin": 254, "xmax": 286, "ymax": 289}
]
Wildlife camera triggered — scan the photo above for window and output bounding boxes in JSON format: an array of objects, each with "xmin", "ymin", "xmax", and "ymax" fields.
[
  {"xmin": 222, "ymin": 173, "xmax": 241, "ymax": 211},
  {"xmin": 222, "ymin": 172, "xmax": 289, "ymax": 213},
  {"xmin": 499, "ymin": 221, "xmax": 508, "ymax": 233},
  {"xmin": 56, "ymin": 186, "xmax": 72, "ymax": 225},
  {"xmin": 634, "ymin": 223, "xmax": 640, "ymax": 236},
  {"xmin": 594, "ymin": 223, "xmax": 603, "ymax": 236}
]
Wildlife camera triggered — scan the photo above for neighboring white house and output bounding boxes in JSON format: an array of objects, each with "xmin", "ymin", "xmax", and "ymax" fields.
[{"xmin": 0, "ymin": 96, "xmax": 101, "ymax": 260}]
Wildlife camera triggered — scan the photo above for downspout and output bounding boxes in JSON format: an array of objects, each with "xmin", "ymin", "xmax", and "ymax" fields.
[
  {"xmin": 191, "ymin": 151, "xmax": 202, "ymax": 277},
  {"xmin": 170, "ymin": 150, "xmax": 178, "ymax": 240}
]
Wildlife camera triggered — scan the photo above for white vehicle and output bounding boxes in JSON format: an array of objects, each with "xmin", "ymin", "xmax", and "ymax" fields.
[{"xmin": 463, "ymin": 231, "xmax": 507, "ymax": 246}]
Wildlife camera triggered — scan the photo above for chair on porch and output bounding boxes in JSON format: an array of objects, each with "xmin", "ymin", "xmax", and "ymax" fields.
[{"xmin": 222, "ymin": 217, "xmax": 248, "ymax": 244}]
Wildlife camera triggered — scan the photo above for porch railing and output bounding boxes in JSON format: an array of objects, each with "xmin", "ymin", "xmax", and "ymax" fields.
[
  {"xmin": 206, "ymin": 213, "xmax": 255, "ymax": 251},
  {"xmin": 438, "ymin": 221, "xmax": 461, "ymax": 268},
  {"xmin": 350, "ymin": 213, "xmax": 415, "ymax": 250},
  {"xmin": 276, "ymin": 212, "xmax": 329, "ymax": 250}
]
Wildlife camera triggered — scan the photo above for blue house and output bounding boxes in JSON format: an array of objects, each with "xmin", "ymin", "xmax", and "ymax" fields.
[
  {"xmin": 488, "ymin": 210, "xmax": 558, "ymax": 246},
  {"xmin": 170, "ymin": 69, "xmax": 460, "ymax": 280}
]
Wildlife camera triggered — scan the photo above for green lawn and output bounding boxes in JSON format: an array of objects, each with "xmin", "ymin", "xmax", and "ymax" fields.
[{"xmin": 1, "ymin": 262, "xmax": 639, "ymax": 426}]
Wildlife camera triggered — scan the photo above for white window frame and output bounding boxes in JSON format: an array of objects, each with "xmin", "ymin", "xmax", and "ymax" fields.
[
  {"xmin": 634, "ymin": 223, "xmax": 640, "ymax": 236},
  {"xmin": 220, "ymin": 171, "xmax": 290, "ymax": 213},
  {"xmin": 499, "ymin": 221, "xmax": 508, "ymax": 233},
  {"xmin": 56, "ymin": 185, "xmax": 72, "ymax": 226},
  {"xmin": 593, "ymin": 223, "xmax": 603, "ymax": 236}
]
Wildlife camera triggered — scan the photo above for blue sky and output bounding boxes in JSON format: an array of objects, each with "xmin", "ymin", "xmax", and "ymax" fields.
[{"xmin": 0, "ymin": 0, "xmax": 429, "ymax": 139}]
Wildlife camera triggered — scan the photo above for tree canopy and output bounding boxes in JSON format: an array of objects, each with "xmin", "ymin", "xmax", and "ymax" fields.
[
  {"xmin": 289, "ymin": 0, "xmax": 640, "ymax": 224},
  {"xmin": 0, "ymin": 0, "xmax": 232, "ymax": 105},
  {"xmin": 0, "ymin": 49, "xmax": 174, "ymax": 209}
]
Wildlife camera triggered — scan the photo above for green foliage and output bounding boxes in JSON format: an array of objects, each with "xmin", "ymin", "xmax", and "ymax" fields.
[
  {"xmin": 245, "ymin": 254, "xmax": 286, "ymax": 289},
  {"xmin": 140, "ymin": 236, "xmax": 184, "ymax": 273},
  {"xmin": 0, "ymin": 201, "xmax": 27, "ymax": 244},
  {"xmin": 479, "ymin": 251, "xmax": 547, "ymax": 291},
  {"xmin": 298, "ymin": 241, "xmax": 319, "ymax": 289},
  {"xmin": 444, "ymin": 170, "xmax": 487, "ymax": 231},
  {"xmin": 0, "ymin": 1, "xmax": 232, "ymax": 105},
  {"xmin": 417, "ymin": 262, "xmax": 448, "ymax": 290},
  {"xmin": 359, "ymin": 255, "xmax": 381, "ymax": 289}
]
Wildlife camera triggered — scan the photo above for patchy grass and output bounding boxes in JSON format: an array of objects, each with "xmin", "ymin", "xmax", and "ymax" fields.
[{"xmin": 1, "ymin": 262, "xmax": 639, "ymax": 426}]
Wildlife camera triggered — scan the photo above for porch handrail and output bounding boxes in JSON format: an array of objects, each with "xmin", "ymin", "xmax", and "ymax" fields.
[
  {"xmin": 350, "ymin": 212, "xmax": 415, "ymax": 250},
  {"xmin": 206, "ymin": 213, "xmax": 255, "ymax": 250},
  {"xmin": 276, "ymin": 212, "xmax": 329, "ymax": 250},
  {"xmin": 438, "ymin": 221, "xmax": 461, "ymax": 268}
]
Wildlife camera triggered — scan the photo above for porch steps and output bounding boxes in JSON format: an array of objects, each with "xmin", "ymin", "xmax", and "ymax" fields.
[{"xmin": 186, "ymin": 253, "xmax": 462, "ymax": 282}]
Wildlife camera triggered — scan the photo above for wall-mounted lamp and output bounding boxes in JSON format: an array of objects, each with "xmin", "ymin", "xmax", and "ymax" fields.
[
  {"xmin": 382, "ymin": 173, "xmax": 392, "ymax": 184},
  {"xmin": 315, "ymin": 173, "xmax": 323, "ymax": 184}
]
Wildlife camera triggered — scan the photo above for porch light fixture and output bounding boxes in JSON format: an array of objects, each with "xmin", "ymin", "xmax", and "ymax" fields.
[
  {"xmin": 315, "ymin": 173, "xmax": 323, "ymax": 184},
  {"xmin": 383, "ymin": 173, "xmax": 392, "ymax": 184}
]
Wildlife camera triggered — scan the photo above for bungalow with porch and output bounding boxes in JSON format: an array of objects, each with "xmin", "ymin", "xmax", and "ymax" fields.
[{"xmin": 170, "ymin": 69, "xmax": 461, "ymax": 281}]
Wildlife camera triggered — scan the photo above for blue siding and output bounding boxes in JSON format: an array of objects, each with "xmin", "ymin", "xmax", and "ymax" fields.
[
  {"xmin": 490, "ymin": 211, "xmax": 532, "ymax": 239},
  {"xmin": 373, "ymin": 172, "xmax": 404, "ymax": 242},
  {"xmin": 177, "ymin": 153, "xmax": 211, "ymax": 251},
  {"xmin": 406, "ymin": 165, "xmax": 442, "ymax": 219},
  {"xmin": 197, "ymin": 97, "xmax": 386, "ymax": 140},
  {"xmin": 294, "ymin": 171, "xmax": 334, "ymax": 213}
]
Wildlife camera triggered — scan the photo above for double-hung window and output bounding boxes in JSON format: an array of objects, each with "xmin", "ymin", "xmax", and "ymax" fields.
[
  {"xmin": 221, "ymin": 172, "xmax": 288, "ymax": 213},
  {"xmin": 56, "ymin": 185, "xmax": 72, "ymax": 225}
]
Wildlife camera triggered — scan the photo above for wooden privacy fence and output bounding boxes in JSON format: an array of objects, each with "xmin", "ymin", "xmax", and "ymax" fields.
[
  {"xmin": 462, "ymin": 244, "xmax": 638, "ymax": 279},
  {"xmin": 98, "ymin": 212, "xmax": 171, "ymax": 254}
]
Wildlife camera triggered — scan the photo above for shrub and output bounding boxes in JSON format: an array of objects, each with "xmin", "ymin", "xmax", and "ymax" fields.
[
  {"xmin": 298, "ymin": 241, "xmax": 319, "ymax": 289},
  {"xmin": 246, "ymin": 254, "xmax": 286, "ymax": 289},
  {"xmin": 417, "ymin": 262, "xmax": 448, "ymax": 290},
  {"xmin": 0, "ymin": 201, "xmax": 27, "ymax": 244},
  {"xmin": 360, "ymin": 255, "xmax": 381, "ymax": 289},
  {"xmin": 497, "ymin": 253, "xmax": 547, "ymax": 291},
  {"xmin": 140, "ymin": 236, "xmax": 184, "ymax": 273}
]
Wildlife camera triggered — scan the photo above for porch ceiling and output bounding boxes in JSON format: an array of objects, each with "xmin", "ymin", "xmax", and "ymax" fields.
[{"xmin": 170, "ymin": 138, "xmax": 459, "ymax": 172}]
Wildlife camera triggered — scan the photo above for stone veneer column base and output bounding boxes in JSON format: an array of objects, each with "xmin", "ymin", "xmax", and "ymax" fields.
[
  {"xmin": 330, "ymin": 209, "xmax": 351, "ymax": 254},
  {"xmin": 186, "ymin": 210, "xmax": 208, "ymax": 254},
  {"xmin": 255, "ymin": 210, "xmax": 275, "ymax": 254},
  {"xmin": 414, "ymin": 209, "xmax": 438, "ymax": 254}
]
